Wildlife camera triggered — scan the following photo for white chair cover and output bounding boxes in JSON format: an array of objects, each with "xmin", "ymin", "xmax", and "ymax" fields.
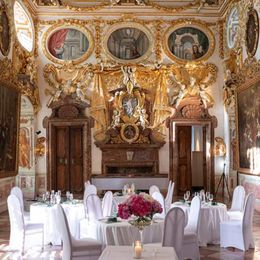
[
  {"xmin": 10, "ymin": 186, "xmax": 24, "ymax": 212},
  {"xmin": 83, "ymin": 184, "xmax": 97, "ymax": 205},
  {"xmin": 149, "ymin": 185, "xmax": 160, "ymax": 196},
  {"xmin": 162, "ymin": 207, "xmax": 185, "ymax": 260},
  {"xmin": 186, "ymin": 196, "xmax": 201, "ymax": 234},
  {"xmin": 230, "ymin": 185, "xmax": 245, "ymax": 212},
  {"xmin": 152, "ymin": 191, "xmax": 166, "ymax": 219},
  {"xmin": 183, "ymin": 196, "xmax": 201, "ymax": 260},
  {"xmin": 165, "ymin": 182, "xmax": 174, "ymax": 211},
  {"xmin": 102, "ymin": 191, "xmax": 113, "ymax": 217},
  {"xmin": 84, "ymin": 181, "xmax": 91, "ymax": 190},
  {"xmin": 220, "ymin": 192, "xmax": 255, "ymax": 251},
  {"xmin": 86, "ymin": 194, "xmax": 103, "ymax": 221},
  {"xmin": 7, "ymin": 195, "xmax": 44, "ymax": 253},
  {"xmin": 55, "ymin": 204, "xmax": 102, "ymax": 260}
]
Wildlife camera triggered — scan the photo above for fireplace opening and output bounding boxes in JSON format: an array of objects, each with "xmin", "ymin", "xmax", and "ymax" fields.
[{"xmin": 106, "ymin": 166, "xmax": 153, "ymax": 176}]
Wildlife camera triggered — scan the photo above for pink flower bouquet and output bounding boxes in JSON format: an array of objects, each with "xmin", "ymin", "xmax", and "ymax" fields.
[{"xmin": 118, "ymin": 193, "xmax": 163, "ymax": 220}]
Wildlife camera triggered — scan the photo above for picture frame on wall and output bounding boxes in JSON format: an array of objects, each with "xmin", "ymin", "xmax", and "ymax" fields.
[
  {"xmin": 163, "ymin": 21, "xmax": 215, "ymax": 63},
  {"xmin": 43, "ymin": 22, "xmax": 94, "ymax": 64},
  {"xmin": 104, "ymin": 22, "xmax": 153, "ymax": 63},
  {"xmin": 245, "ymin": 7, "xmax": 259, "ymax": 57},
  {"xmin": 236, "ymin": 77, "xmax": 260, "ymax": 175},
  {"xmin": 0, "ymin": 83, "xmax": 20, "ymax": 178},
  {"xmin": 0, "ymin": 0, "xmax": 10, "ymax": 56},
  {"xmin": 226, "ymin": 6, "xmax": 239, "ymax": 49}
]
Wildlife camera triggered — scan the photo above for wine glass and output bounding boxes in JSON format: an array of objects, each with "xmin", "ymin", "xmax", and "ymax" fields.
[
  {"xmin": 209, "ymin": 194, "xmax": 214, "ymax": 204},
  {"xmin": 66, "ymin": 191, "xmax": 70, "ymax": 201},
  {"xmin": 69, "ymin": 193, "xmax": 74, "ymax": 202},
  {"xmin": 46, "ymin": 191, "xmax": 50, "ymax": 201},
  {"xmin": 206, "ymin": 191, "xmax": 210, "ymax": 203},
  {"xmin": 186, "ymin": 190, "xmax": 190, "ymax": 200},
  {"xmin": 58, "ymin": 190, "xmax": 61, "ymax": 197},
  {"xmin": 42, "ymin": 194, "xmax": 46, "ymax": 203},
  {"xmin": 184, "ymin": 192, "xmax": 189, "ymax": 204}
]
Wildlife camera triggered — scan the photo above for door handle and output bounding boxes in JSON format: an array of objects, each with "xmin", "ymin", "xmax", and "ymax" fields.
[
  {"xmin": 71, "ymin": 158, "xmax": 74, "ymax": 165},
  {"xmin": 64, "ymin": 158, "xmax": 68, "ymax": 165}
]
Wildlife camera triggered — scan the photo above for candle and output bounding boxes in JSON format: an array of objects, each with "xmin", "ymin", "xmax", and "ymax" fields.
[{"xmin": 134, "ymin": 241, "xmax": 142, "ymax": 259}]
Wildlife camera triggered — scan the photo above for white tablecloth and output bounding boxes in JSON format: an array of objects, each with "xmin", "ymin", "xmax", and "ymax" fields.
[
  {"xmin": 98, "ymin": 245, "xmax": 178, "ymax": 260},
  {"xmin": 30, "ymin": 201, "xmax": 85, "ymax": 245},
  {"xmin": 171, "ymin": 202, "xmax": 228, "ymax": 246},
  {"xmin": 80, "ymin": 219, "xmax": 164, "ymax": 246}
]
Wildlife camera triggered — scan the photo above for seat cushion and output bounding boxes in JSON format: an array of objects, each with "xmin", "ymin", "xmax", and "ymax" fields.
[{"xmin": 227, "ymin": 211, "xmax": 243, "ymax": 220}]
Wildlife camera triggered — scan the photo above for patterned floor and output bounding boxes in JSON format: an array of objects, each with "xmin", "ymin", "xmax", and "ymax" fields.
[{"xmin": 0, "ymin": 209, "xmax": 260, "ymax": 259}]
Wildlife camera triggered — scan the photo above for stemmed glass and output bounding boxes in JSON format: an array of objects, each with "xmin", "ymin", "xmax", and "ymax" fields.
[
  {"xmin": 209, "ymin": 194, "xmax": 214, "ymax": 204},
  {"xmin": 206, "ymin": 191, "xmax": 210, "ymax": 203},
  {"xmin": 184, "ymin": 191, "xmax": 190, "ymax": 204},
  {"xmin": 66, "ymin": 191, "xmax": 70, "ymax": 201}
]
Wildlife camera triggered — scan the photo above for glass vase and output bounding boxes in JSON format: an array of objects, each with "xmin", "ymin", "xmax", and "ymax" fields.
[{"xmin": 129, "ymin": 216, "xmax": 152, "ymax": 243}]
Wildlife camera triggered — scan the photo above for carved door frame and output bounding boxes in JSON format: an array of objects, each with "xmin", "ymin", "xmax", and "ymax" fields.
[{"xmin": 168, "ymin": 114, "xmax": 217, "ymax": 195}]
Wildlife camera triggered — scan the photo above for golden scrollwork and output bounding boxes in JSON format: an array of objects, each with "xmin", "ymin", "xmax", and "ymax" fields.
[
  {"xmin": 154, "ymin": 20, "xmax": 162, "ymax": 63},
  {"xmin": 163, "ymin": 19, "xmax": 216, "ymax": 64},
  {"xmin": 218, "ymin": 19, "xmax": 225, "ymax": 59},
  {"xmin": 214, "ymin": 137, "xmax": 226, "ymax": 156},
  {"xmin": 0, "ymin": 0, "xmax": 11, "ymax": 56},
  {"xmin": 43, "ymin": 62, "xmax": 93, "ymax": 107},
  {"xmin": 102, "ymin": 22, "xmax": 154, "ymax": 64},
  {"xmin": 42, "ymin": 20, "xmax": 94, "ymax": 65},
  {"xmin": 35, "ymin": 137, "xmax": 46, "ymax": 157},
  {"xmin": 168, "ymin": 62, "xmax": 217, "ymax": 109}
]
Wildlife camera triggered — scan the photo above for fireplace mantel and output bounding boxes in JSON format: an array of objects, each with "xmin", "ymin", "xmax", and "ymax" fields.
[{"xmin": 95, "ymin": 143, "xmax": 164, "ymax": 177}]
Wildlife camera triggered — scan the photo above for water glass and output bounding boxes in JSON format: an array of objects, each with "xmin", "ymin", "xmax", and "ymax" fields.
[
  {"xmin": 46, "ymin": 191, "xmax": 50, "ymax": 200},
  {"xmin": 42, "ymin": 194, "xmax": 46, "ymax": 203},
  {"xmin": 206, "ymin": 191, "xmax": 210, "ymax": 202},
  {"xmin": 184, "ymin": 192, "xmax": 189, "ymax": 203},
  {"xmin": 69, "ymin": 193, "xmax": 73, "ymax": 202}
]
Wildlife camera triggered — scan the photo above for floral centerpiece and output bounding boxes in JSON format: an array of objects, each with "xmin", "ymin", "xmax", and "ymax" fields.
[{"xmin": 118, "ymin": 193, "xmax": 163, "ymax": 232}]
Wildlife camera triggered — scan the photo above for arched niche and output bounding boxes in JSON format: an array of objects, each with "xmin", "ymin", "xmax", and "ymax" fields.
[{"xmin": 17, "ymin": 95, "xmax": 36, "ymax": 199}]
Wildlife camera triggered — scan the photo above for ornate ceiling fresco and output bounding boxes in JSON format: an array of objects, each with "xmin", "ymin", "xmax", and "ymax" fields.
[{"xmin": 28, "ymin": 0, "xmax": 228, "ymax": 17}]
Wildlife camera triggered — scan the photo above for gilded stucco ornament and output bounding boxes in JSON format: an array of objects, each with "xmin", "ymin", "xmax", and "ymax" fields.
[
  {"xmin": 168, "ymin": 62, "xmax": 217, "ymax": 109},
  {"xmin": 43, "ymin": 62, "xmax": 94, "ymax": 107}
]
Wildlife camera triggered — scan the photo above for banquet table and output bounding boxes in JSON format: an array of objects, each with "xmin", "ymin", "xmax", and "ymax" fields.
[
  {"xmin": 98, "ymin": 245, "xmax": 178, "ymax": 260},
  {"xmin": 171, "ymin": 201, "xmax": 228, "ymax": 246},
  {"xmin": 30, "ymin": 201, "xmax": 85, "ymax": 245},
  {"xmin": 80, "ymin": 218, "xmax": 164, "ymax": 246}
]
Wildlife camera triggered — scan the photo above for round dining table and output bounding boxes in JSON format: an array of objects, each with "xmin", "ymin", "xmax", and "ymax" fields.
[
  {"xmin": 30, "ymin": 201, "xmax": 85, "ymax": 245},
  {"xmin": 80, "ymin": 218, "xmax": 164, "ymax": 247},
  {"xmin": 171, "ymin": 201, "xmax": 229, "ymax": 246}
]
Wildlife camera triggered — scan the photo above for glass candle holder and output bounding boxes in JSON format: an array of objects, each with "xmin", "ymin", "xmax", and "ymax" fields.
[{"xmin": 133, "ymin": 240, "xmax": 142, "ymax": 259}]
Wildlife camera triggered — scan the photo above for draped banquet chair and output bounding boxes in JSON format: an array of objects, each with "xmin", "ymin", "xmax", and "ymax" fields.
[
  {"xmin": 227, "ymin": 185, "xmax": 246, "ymax": 220},
  {"xmin": 55, "ymin": 204, "xmax": 102, "ymax": 260},
  {"xmin": 102, "ymin": 191, "xmax": 113, "ymax": 217},
  {"xmin": 83, "ymin": 184, "xmax": 97, "ymax": 203},
  {"xmin": 165, "ymin": 181, "xmax": 174, "ymax": 212},
  {"xmin": 149, "ymin": 185, "xmax": 160, "ymax": 196},
  {"xmin": 183, "ymin": 196, "xmax": 201, "ymax": 260},
  {"xmin": 162, "ymin": 207, "xmax": 185, "ymax": 260},
  {"xmin": 86, "ymin": 194, "xmax": 103, "ymax": 221},
  {"xmin": 10, "ymin": 186, "xmax": 30, "ymax": 221},
  {"xmin": 7, "ymin": 194, "xmax": 44, "ymax": 254},
  {"xmin": 220, "ymin": 192, "xmax": 255, "ymax": 251},
  {"xmin": 151, "ymin": 191, "xmax": 166, "ymax": 219}
]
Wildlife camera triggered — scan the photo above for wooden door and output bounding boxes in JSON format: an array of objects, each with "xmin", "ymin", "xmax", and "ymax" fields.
[
  {"xmin": 54, "ymin": 126, "xmax": 69, "ymax": 193},
  {"xmin": 69, "ymin": 126, "xmax": 84, "ymax": 194},
  {"xmin": 51, "ymin": 125, "xmax": 84, "ymax": 194},
  {"xmin": 177, "ymin": 126, "xmax": 192, "ymax": 195}
]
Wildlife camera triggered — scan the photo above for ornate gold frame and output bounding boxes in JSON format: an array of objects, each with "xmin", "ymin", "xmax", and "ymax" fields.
[
  {"xmin": 42, "ymin": 21, "xmax": 94, "ymax": 65},
  {"xmin": 103, "ymin": 22, "xmax": 153, "ymax": 64},
  {"xmin": 0, "ymin": 0, "xmax": 11, "ymax": 56},
  {"xmin": 245, "ymin": 7, "xmax": 259, "ymax": 58},
  {"xmin": 163, "ymin": 20, "xmax": 215, "ymax": 64},
  {"xmin": 13, "ymin": 0, "xmax": 35, "ymax": 54},
  {"xmin": 120, "ymin": 123, "xmax": 140, "ymax": 144},
  {"xmin": 225, "ymin": 5, "xmax": 240, "ymax": 50},
  {"xmin": 235, "ymin": 73, "xmax": 260, "ymax": 175}
]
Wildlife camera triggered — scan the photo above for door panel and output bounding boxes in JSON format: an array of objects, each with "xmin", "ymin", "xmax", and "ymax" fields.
[
  {"xmin": 177, "ymin": 126, "xmax": 191, "ymax": 195},
  {"xmin": 55, "ymin": 126, "xmax": 69, "ymax": 192},
  {"xmin": 69, "ymin": 126, "xmax": 83, "ymax": 194}
]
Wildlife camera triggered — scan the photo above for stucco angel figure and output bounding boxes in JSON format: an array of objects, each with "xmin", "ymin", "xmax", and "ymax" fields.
[
  {"xmin": 121, "ymin": 66, "xmax": 138, "ymax": 94},
  {"xmin": 139, "ymin": 108, "xmax": 149, "ymax": 129},
  {"xmin": 111, "ymin": 110, "xmax": 121, "ymax": 128},
  {"xmin": 47, "ymin": 84, "xmax": 63, "ymax": 107},
  {"xmin": 110, "ymin": 0, "xmax": 121, "ymax": 5},
  {"xmin": 75, "ymin": 82, "xmax": 86, "ymax": 101}
]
